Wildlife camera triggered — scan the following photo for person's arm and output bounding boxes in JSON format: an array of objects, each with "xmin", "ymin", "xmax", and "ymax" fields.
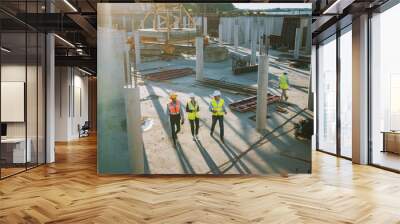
[
  {"xmin": 209, "ymin": 102, "xmax": 213, "ymax": 112},
  {"xmin": 186, "ymin": 103, "xmax": 190, "ymax": 113},
  {"xmin": 179, "ymin": 101, "xmax": 185, "ymax": 118},
  {"xmin": 166, "ymin": 103, "xmax": 170, "ymax": 116}
]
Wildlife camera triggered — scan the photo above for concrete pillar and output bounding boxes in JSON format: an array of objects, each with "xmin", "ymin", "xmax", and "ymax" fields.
[
  {"xmin": 306, "ymin": 19, "xmax": 312, "ymax": 54},
  {"xmin": 234, "ymin": 18, "xmax": 239, "ymax": 50},
  {"xmin": 134, "ymin": 31, "xmax": 141, "ymax": 67},
  {"xmin": 183, "ymin": 16, "xmax": 187, "ymax": 28},
  {"xmin": 245, "ymin": 17, "xmax": 250, "ymax": 47},
  {"xmin": 195, "ymin": 37, "xmax": 204, "ymax": 80},
  {"xmin": 203, "ymin": 17, "xmax": 207, "ymax": 36},
  {"xmin": 352, "ymin": 14, "xmax": 369, "ymax": 165},
  {"xmin": 256, "ymin": 54, "xmax": 269, "ymax": 131},
  {"xmin": 218, "ymin": 23, "xmax": 223, "ymax": 45},
  {"xmin": 294, "ymin": 27, "xmax": 302, "ymax": 59},
  {"xmin": 124, "ymin": 86, "xmax": 144, "ymax": 173},
  {"xmin": 250, "ymin": 19, "xmax": 257, "ymax": 65},
  {"xmin": 157, "ymin": 15, "xmax": 161, "ymax": 29},
  {"xmin": 46, "ymin": 1, "xmax": 55, "ymax": 163}
]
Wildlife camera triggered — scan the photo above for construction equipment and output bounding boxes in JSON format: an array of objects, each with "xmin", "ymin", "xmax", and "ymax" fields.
[{"xmin": 230, "ymin": 51, "xmax": 258, "ymax": 75}]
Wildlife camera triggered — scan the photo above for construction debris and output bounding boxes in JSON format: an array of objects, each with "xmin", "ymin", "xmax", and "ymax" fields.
[
  {"xmin": 229, "ymin": 94, "xmax": 281, "ymax": 112},
  {"xmin": 144, "ymin": 68, "xmax": 194, "ymax": 81},
  {"xmin": 196, "ymin": 78, "xmax": 257, "ymax": 95}
]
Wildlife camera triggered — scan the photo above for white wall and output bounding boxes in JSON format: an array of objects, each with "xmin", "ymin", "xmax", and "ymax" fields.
[{"xmin": 55, "ymin": 67, "xmax": 89, "ymax": 141}]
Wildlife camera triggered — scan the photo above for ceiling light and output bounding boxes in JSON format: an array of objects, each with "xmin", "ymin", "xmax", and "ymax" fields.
[
  {"xmin": 78, "ymin": 67, "xmax": 93, "ymax": 76},
  {"xmin": 54, "ymin": 34, "xmax": 75, "ymax": 48},
  {"xmin": 1, "ymin": 47, "xmax": 11, "ymax": 53},
  {"xmin": 63, "ymin": 0, "xmax": 78, "ymax": 12}
]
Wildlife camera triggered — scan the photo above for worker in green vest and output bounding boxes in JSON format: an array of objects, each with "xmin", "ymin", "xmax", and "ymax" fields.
[
  {"xmin": 186, "ymin": 93, "xmax": 200, "ymax": 141},
  {"xmin": 209, "ymin": 90, "xmax": 227, "ymax": 143},
  {"xmin": 279, "ymin": 72, "xmax": 290, "ymax": 102}
]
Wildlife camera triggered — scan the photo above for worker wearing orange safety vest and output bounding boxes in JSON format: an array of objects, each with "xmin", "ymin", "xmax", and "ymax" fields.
[
  {"xmin": 166, "ymin": 92, "xmax": 185, "ymax": 145},
  {"xmin": 279, "ymin": 72, "xmax": 290, "ymax": 102},
  {"xmin": 209, "ymin": 90, "xmax": 227, "ymax": 143}
]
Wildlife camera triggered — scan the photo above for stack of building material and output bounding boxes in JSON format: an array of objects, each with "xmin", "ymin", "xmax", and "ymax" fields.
[
  {"xmin": 145, "ymin": 68, "xmax": 194, "ymax": 81},
  {"xmin": 229, "ymin": 94, "xmax": 280, "ymax": 112},
  {"xmin": 196, "ymin": 78, "xmax": 257, "ymax": 95}
]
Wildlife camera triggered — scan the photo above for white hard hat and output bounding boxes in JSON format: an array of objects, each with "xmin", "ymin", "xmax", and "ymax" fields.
[
  {"xmin": 189, "ymin": 93, "xmax": 195, "ymax": 98},
  {"xmin": 213, "ymin": 90, "xmax": 221, "ymax": 97}
]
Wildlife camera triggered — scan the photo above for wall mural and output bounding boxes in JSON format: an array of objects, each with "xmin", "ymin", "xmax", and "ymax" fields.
[{"xmin": 97, "ymin": 3, "xmax": 313, "ymax": 175}]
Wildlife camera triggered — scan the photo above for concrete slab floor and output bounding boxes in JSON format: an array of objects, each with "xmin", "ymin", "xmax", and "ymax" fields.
[{"xmin": 139, "ymin": 54, "xmax": 312, "ymax": 175}]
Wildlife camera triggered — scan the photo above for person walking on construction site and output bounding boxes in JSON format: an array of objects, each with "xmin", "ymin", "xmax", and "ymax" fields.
[
  {"xmin": 279, "ymin": 72, "xmax": 290, "ymax": 102},
  {"xmin": 209, "ymin": 90, "xmax": 227, "ymax": 143},
  {"xmin": 186, "ymin": 93, "xmax": 200, "ymax": 141},
  {"xmin": 166, "ymin": 92, "xmax": 185, "ymax": 145}
]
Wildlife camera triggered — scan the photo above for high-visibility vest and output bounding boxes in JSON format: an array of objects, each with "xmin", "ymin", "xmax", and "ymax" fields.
[
  {"xmin": 168, "ymin": 101, "xmax": 180, "ymax": 115},
  {"xmin": 211, "ymin": 98, "xmax": 225, "ymax": 116},
  {"xmin": 279, "ymin": 74, "xmax": 289, "ymax": 90},
  {"xmin": 187, "ymin": 101, "xmax": 200, "ymax": 120}
]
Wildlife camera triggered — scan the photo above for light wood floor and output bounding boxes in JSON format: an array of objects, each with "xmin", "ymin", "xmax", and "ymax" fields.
[{"xmin": 0, "ymin": 135, "xmax": 400, "ymax": 224}]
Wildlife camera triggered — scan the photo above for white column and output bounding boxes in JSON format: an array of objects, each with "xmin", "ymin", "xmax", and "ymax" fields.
[
  {"xmin": 245, "ymin": 17, "xmax": 250, "ymax": 47},
  {"xmin": 46, "ymin": 32, "xmax": 55, "ymax": 163},
  {"xmin": 203, "ymin": 17, "xmax": 207, "ymax": 36},
  {"xmin": 124, "ymin": 86, "xmax": 144, "ymax": 173},
  {"xmin": 352, "ymin": 14, "xmax": 369, "ymax": 165},
  {"xmin": 183, "ymin": 16, "xmax": 187, "ymax": 28},
  {"xmin": 218, "ymin": 23, "xmax": 223, "ymax": 45},
  {"xmin": 234, "ymin": 18, "xmax": 239, "ymax": 50},
  {"xmin": 294, "ymin": 27, "xmax": 302, "ymax": 59},
  {"xmin": 157, "ymin": 15, "xmax": 161, "ymax": 29},
  {"xmin": 134, "ymin": 31, "xmax": 141, "ymax": 67},
  {"xmin": 256, "ymin": 54, "xmax": 269, "ymax": 131},
  {"xmin": 250, "ymin": 19, "xmax": 257, "ymax": 65},
  {"xmin": 195, "ymin": 37, "xmax": 204, "ymax": 81}
]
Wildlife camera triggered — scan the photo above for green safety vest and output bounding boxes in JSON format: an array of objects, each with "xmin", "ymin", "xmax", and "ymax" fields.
[
  {"xmin": 211, "ymin": 98, "xmax": 225, "ymax": 116},
  {"xmin": 187, "ymin": 101, "xmax": 200, "ymax": 120},
  {"xmin": 279, "ymin": 74, "xmax": 289, "ymax": 90}
]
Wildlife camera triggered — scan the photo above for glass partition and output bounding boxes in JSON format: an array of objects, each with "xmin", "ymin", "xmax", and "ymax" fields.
[
  {"xmin": 339, "ymin": 26, "xmax": 352, "ymax": 158},
  {"xmin": 370, "ymin": 4, "xmax": 400, "ymax": 171},
  {"xmin": 317, "ymin": 35, "xmax": 337, "ymax": 154}
]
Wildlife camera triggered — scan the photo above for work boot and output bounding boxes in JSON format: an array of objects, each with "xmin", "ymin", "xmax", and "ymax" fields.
[
  {"xmin": 220, "ymin": 137, "xmax": 225, "ymax": 143},
  {"xmin": 193, "ymin": 136, "xmax": 196, "ymax": 141},
  {"xmin": 210, "ymin": 132, "xmax": 213, "ymax": 137}
]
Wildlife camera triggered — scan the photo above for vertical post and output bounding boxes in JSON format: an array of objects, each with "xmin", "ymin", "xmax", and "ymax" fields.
[
  {"xmin": 250, "ymin": 18, "xmax": 257, "ymax": 65},
  {"xmin": 157, "ymin": 15, "xmax": 161, "ymax": 29},
  {"xmin": 218, "ymin": 23, "xmax": 223, "ymax": 45},
  {"xmin": 134, "ymin": 31, "xmax": 141, "ymax": 67},
  {"xmin": 196, "ymin": 36, "xmax": 204, "ymax": 81},
  {"xmin": 46, "ymin": 1, "xmax": 55, "ymax": 163},
  {"xmin": 294, "ymin": 27, "xmax": 302, "ymax": 59},
  {"xmin": 183, "ymin": 16, "xmax": 187, "ymax": 28},
  {"xmin": 203, "ymin": 17, "xmax": 207, "ymax": 36},
  {"xmin": 234, "ymin": 18, "xmax": 239, "ymax": 50},
  {"xmin": 352, "ymin": 14, "xmax": 369, "ymax": 164},
  {"xmin": 256, "ymin": 36, "xmax": 269, "ymax": 131}
]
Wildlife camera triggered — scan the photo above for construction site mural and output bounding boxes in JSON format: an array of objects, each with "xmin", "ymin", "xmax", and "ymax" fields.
[{"xmin": 97, "ymin": 3, "xmax": 313, "ymax": 175}]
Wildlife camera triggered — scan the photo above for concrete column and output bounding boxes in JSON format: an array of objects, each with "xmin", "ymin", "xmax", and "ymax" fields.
[
  {"xmin": 46, "ymin": 1, "xmax": 55, "ymax": 163},
  {"xmin": 183, "ymin": 16, "xmax": 187, "ymax": 28},
  {"xmin": 352, "ymin": 14, "xmax": 369, "ymax": 165},
  {"xmin": 203, "ymin": 17, "xmax": 207, "ymax": 36},
  {"xmin": 124, "ymin": 86, "xmax": 144, "ymax": 173},
  {"xmin": 256, "ymin": 54, "xmax": 269, "ymax": 131},
  {"xmin": 245, "ymin": 17, "xmax": 250, "ymax": 47},
  {"xmin": 234, "ymin": 18, "xmax": 239, "ymax": 50},
  {"xmin": 218, "ymin": 23, "xmax": 223, "ymax": 45},
  {"xmin": 134, "ymin": 31, "xmax": 141, "ymax": 67},
  {"xmin": 195, "ymin": 37, "xmax": 204, "ymax": 81},
  {"xmin": 46, "ymin": 32, "xmax": 55, "ymax": 163},
  {"xmin": 157, "ymin": 15, "xmax": 161, "ymax": 29},
  {"xmin": 306, "ymin": 19, "xmax": 312, "ymax": 54},
  {"xmin": 294, "ymin": 27, "xmax": 302, "ymax": 59},
  {"xmin": 250, "ymin": 19, "xmax": 257, "ymax": 65}
]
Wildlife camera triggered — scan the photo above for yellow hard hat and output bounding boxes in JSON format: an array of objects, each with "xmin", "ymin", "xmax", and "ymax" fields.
[{"xmin": 170, "ymin": 92, "xmax": 177, "ymax": 99}]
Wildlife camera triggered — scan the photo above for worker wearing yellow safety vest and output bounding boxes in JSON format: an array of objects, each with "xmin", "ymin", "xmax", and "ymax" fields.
[
  {"xmin": 166, "ymin": 92, "xmax": 185, "ymax": 145},
  {"xmin": 279, "ymin": 72, "xmax": 290, "ymax": 102},
  {"xmin": 186, "ymin": 93, "xmax": 200, "ymax": 141},
  {"xmin": 209, "ymin": 90, "xmax": 227, "ymax": 143}
]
